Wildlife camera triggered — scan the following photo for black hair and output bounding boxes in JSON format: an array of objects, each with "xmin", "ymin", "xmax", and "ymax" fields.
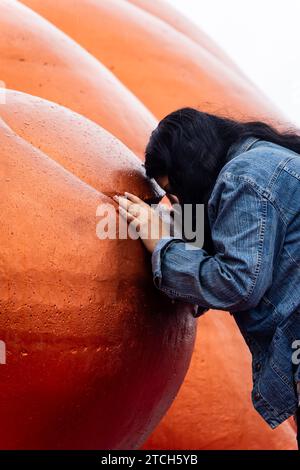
[{"xmin": 145, "ymin": 107, "xmax": 300, "ymax": 253}]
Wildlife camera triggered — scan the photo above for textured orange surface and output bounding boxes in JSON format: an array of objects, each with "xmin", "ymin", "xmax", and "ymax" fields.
[
  {"xmin": 0, "ymin": 0, "xmax": 156, "ymax": 157},
  {"xmin": 1, "ymin": 0, "xmax": 297, "ymax": 450},
  {"xmin": 21, "ymin": 0, "xmax": 287, "ymax": 122},
  {"xmin": 0, "ymin": 90, "xmax": 196, "ymax": 449},
  {"xmin": 127, "ymin": 0, "xmax": 249, "ymax": 77},
  {"xmin": 143, "ymin": 311, "xmax": 297, "ymax": 450}
]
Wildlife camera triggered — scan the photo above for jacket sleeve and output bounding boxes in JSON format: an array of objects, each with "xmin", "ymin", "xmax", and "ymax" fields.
[{"xmin": 151, "ymin": 175, "xmax": 282, "ymax": 312}]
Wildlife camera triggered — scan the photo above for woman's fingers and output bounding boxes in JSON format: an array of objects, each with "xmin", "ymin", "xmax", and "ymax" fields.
[
  {"xmin": 118, "ymin": 205, "xmax": 136, "ymax": 222},
  {"xmin": 113, "ymin": 194, "xmax": 129, "ymax": 208},
  {"xmin": 113, "ymin": 193, "xmax": 174, "ymax": 253},
  {"xmin": 124, "ymin": 192, "xmax": 148, "ymax": 207},
  {"xmin": 116, "ymin": 197, "xmax": 147, "ymax": 227},
  {"xmin": 113, "ymin": 194, "xmax": 138, "ymax": 209},
  {"xmin": 116, "ymin": 197, "xmax": 142, "ymax": 218},
  {"xmin": 118, "ymin": 204, "xmax": 146, "ymax": 238},
  {"xmin": 114, "ymin": 194, "xmax": 149, "ymax": 219}
]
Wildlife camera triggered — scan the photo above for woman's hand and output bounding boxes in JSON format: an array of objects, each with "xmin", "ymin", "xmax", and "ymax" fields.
[{"xmin": 113, "ymin": 192, "xmax": 173, "ymax": 253}]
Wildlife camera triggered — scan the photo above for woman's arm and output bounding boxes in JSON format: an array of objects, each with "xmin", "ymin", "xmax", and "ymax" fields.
[{"xmin": 152, "ymin": 175, "xmax": 283, "ymax": 312}]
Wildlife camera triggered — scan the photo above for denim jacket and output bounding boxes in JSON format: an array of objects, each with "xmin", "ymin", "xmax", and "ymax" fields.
[{"xmin": 152, "ymin": 136, "xmax": 300, "ymax": 428}]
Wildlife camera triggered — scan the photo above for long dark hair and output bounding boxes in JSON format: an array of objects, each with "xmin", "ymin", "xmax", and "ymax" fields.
[{"xmin": 145, "ymin": 107, "xmax": 300, "ymax": 253}]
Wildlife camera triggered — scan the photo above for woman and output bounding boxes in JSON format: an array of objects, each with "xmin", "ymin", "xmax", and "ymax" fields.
[{"xmin": 114, "ymin": 108, "xmax": 300, "ymax": 447}]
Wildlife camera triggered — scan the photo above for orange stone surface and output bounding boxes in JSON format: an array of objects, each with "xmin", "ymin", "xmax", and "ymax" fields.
[
  {"xmin": 21, "ymin": 0, "xmax": 287, "ymax": 122},
  {"xmin": 127, "ymin": 0, "xmax": 249, "ymax": 77},
  {"xmin": 0, "ymin": 0, "xmax": 156, "ymax": 157},
  {"xmin": 0, "ymin": 90, "xmax": 196, "ymax": 449}
]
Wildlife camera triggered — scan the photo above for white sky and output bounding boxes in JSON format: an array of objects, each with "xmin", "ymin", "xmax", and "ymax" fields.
[{"xmin": 170, "ymin": 0, "xmax": 300, "ymax": 127}]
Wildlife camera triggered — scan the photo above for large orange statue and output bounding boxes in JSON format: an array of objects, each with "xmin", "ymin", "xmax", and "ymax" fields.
[
  {"xmin": 1, "ymin": 0, "xmax": 297, "ymax": 450},
  {"xmin": 21, "ymin": 0, "xmax": 287, "ymax": 123},
  {"xmin": 0, "ymin": 0, "xmax": 156, "ymax": 157},
  {"xmin": 0, "ymin": 90, "xmax": 196, "ymax": 449}
]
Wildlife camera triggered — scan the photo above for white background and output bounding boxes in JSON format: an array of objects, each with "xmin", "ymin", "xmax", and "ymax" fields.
[{"xmin": 170, "ymin": 0, "xmax": 300, "ymax": 126}]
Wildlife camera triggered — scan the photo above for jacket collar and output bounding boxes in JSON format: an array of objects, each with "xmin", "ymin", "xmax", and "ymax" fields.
[{"xmin": 225, "ymin": 136, "xmax": 261, "ymax": 163}]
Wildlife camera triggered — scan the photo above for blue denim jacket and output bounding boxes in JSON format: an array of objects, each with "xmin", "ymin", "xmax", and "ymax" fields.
[{"xmin": 152, "ymin": 136, "xmax": 300, "ymax": 428}]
